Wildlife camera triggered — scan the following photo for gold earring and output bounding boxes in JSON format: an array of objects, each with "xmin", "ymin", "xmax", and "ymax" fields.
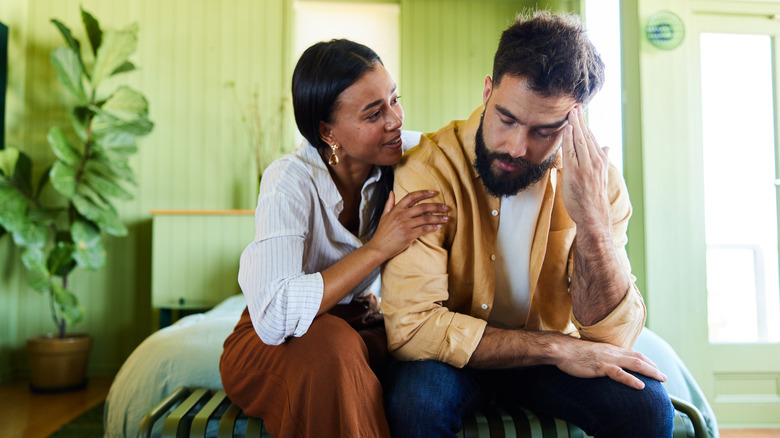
[{"xmin": 328, "ymin": 144, "xmax": 339, "ymax": 166}]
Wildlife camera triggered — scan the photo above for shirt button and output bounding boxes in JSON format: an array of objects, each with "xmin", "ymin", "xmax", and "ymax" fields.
[
  {"xmin": 490, "ymin": 254, "xmax": 496, "ymax": 261},
  {"xmin": 481, "ymin": 304, "xmax": 489, "ymax": 310},
  {"xmin": 491, "ymin": 209, "xmax": 499, "ymax": 216}
]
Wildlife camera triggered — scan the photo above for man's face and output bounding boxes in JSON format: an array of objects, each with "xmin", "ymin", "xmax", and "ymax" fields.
[{"xmin": 475, "ymin": 75, "xmax": 578, "ymax": 197}]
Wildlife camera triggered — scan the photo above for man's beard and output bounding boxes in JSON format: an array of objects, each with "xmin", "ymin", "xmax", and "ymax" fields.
[{"xmin": 474, "ymin": 117, "xmax": 558, "ymax": 197}]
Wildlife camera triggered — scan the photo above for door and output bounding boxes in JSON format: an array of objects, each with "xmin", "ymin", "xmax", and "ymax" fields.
[{"xmin": 685, "ymin": 10, "xmax": 780, "ymax": 425}]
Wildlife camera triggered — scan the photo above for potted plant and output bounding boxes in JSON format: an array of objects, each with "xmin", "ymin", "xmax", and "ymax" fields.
[{"xmin": 0, "ymin": 8, "xmax": 152, "ymax": 391}]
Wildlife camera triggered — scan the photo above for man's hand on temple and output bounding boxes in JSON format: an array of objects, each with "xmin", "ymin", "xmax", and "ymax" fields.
[{"xmin": 560, "ymin": 106, "xmax": 611, "ymax": 232}]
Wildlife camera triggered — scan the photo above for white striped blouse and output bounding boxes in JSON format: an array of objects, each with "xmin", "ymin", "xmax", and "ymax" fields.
[{"xmin": 238, "ymin": 132, "xmax": 420, "ymax": 345}]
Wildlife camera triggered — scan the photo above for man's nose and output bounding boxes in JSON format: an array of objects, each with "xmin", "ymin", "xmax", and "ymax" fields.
[{"xmin": 505, "ymin": 130, "xmax": 528, "ymax": 158}]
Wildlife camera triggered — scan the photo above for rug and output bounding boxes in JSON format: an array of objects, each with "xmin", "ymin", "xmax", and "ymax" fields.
[{"xmin": 50, "ymin": 402, "xmax": 104, "ymax": 437}]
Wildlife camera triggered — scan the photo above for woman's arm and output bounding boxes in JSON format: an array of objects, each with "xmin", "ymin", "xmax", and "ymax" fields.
[
  {"xmin": 240, "ymin": 159, "xmax": 448, "ymax": 344},
  {"xmin": 318, "ymin": 190, "xmax": 449, "ymax": 315}
]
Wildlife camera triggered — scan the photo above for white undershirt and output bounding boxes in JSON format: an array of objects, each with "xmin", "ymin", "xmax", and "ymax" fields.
[{"xmin": 489, "ymin": 178, "xmax": 548, "ymax": 329}]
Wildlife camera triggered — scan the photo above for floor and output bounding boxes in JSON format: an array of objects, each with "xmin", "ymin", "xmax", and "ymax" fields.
[
  {"xmin": 0, "ymin": 376, "xmax": 777, "ymax": 438},
  {"xmin": 0, "ymin": 377, "xmax": 112, "ymax": 438},
  {"xmin": 720, "ymin": 431, "xmax": 780, "ymax": 438}
]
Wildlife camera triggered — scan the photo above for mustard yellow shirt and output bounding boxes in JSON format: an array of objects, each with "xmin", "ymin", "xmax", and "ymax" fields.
[{"xmin": 381, "ymin": 107, "xmax": 646, "ymax": 368}]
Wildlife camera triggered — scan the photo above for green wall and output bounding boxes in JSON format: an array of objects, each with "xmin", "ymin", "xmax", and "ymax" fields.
[
  {"xmin": 1, "ymin": 0, "xmax": 581, "ymax": 382},
  {"xmin": 400, "ymin": 0, "xmax": 580, "ymax": 131},
  {"xmin": 0, "ymin": 0, "xmax": 289, "ymax": 381}
]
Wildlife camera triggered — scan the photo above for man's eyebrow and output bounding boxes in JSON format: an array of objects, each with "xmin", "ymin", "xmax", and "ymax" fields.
[
  {"xmin": 495, "ymin": 105, "xmax": 519, "ymax": 122},
  {"xmin": 361, "ymin": 85, "xmax": 398, "ymax": 112},
  {"xmin": 536, "ymin": 118, "xmax": 570, "ymax": 130},
  {"xmin": 495, "ymin": 104, "xmax": 569, "ymax": 130}
]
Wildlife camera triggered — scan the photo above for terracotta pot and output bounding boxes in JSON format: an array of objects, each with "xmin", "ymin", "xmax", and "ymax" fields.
[{"xmin": 27, "ymin": 333, "xmax": 92, "ymax": 392}]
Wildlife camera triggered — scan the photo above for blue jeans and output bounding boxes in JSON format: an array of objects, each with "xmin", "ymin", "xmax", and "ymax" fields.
[{"xmin": 384, "ymin": 360, "xmax": 674, "ymax": 438}]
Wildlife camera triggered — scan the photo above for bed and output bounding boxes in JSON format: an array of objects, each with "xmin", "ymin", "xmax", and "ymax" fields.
[{"xmin": 104, "ymin": 294, "xmax": 720, "ymax": 438}]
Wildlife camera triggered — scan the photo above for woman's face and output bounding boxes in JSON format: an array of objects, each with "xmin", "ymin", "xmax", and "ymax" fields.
[{"xmin": 321, "ymin": 63, "xmax": 404, "ymax": 168}]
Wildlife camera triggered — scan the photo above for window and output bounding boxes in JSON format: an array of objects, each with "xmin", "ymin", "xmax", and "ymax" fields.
[{"xmin": 584, "ymin": 0, "xmax": 623, "ymax": 172}]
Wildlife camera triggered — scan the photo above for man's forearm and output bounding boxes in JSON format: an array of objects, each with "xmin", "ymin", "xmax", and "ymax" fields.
[
  {"xmin": 570, "ymin": 227, "xmax": 631, "ymax": 326},
  {"xmin": 467, "ymin": 325, "xmax": 567, "ymax": 369}
]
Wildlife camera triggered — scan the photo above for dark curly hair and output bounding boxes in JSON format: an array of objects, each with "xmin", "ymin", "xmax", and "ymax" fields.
[{"xmin": 492, "ymin": 11, "xmax": 604, "ymax": 104}]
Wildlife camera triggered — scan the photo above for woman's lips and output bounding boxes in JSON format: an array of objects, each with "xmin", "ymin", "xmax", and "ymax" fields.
[{"xmin": 384, "ymin": 136, "xmax": 402, "ymax": 149}]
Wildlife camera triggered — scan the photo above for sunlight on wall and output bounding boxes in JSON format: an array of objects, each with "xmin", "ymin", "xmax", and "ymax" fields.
[
  {"xmin": 584, "ymin": 0, "xmax": 623, "ymax": 172},
  {"xmin": 293, "ymin": 1, "xmax": 400, "ymax": 82},
  {"xmin": 292, "ymin": 1, "xmax": 400, "ymax": 145}
]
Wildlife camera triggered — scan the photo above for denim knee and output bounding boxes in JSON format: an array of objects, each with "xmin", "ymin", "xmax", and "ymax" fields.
[
  {"xmin": 385, "ymin": 360, "xmax": 473, "ymax": 437},
  {"xmin": 596, "ymin": 373, "xmax": 675, "ymax": 438}
]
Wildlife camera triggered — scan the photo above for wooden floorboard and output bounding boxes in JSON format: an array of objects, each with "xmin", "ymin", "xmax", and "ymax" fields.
[{"xmin": 0, "ymin": 377, "xmax": 112, "ymax": 438}]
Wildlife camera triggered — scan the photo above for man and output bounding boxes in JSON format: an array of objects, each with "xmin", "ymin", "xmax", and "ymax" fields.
[{"xmin": 381, "ymin": 11, "xmax": 674, "ymax": 437}]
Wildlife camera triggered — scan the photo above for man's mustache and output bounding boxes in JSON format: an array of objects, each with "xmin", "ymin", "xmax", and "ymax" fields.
[{"xmin": 487, "ymin": 152, "xmax": 537, "ymax": 169}]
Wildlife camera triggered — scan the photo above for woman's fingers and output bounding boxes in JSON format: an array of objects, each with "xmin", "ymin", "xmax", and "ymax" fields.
[
  {"xmin": 397, "ymin": 189, "xmax": 437, "ymax": 208},
  {"xmin": 382, "ymin": 191, "xmax": 396, "ymax": 216},
  {"xmin": 406, "ymin": 201, "xmax": 449, "ymax": 217}
]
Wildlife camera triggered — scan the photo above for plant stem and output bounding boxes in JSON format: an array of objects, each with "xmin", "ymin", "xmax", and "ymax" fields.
[{"xmin": 48, "ymin": 286, "xmax": 65, "ymax": 338}]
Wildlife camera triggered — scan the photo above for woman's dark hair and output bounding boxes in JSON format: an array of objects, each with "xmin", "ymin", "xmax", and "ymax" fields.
[
  {"xmin": 492, "ymin": 11, "xmax": 604, "ymax": 104},
  {"xmin": 291, "ymin": 39, "xmax": 393, "ymax": 235}
]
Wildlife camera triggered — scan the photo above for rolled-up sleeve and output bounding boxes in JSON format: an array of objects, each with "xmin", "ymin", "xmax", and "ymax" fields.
[{"xmin": 572, "ymin": 164, "xmax": 646, "ymax": 349}]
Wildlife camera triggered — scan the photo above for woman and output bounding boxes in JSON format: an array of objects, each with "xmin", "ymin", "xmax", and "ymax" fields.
[{"xmin": 219, "ymin": 39, "xmax": 449, "ymax": 438}]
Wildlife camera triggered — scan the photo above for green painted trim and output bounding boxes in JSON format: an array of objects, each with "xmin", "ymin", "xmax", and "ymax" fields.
[{"xmin": 619, "ymin": 0, "xmax": 648, "ymax": 307}]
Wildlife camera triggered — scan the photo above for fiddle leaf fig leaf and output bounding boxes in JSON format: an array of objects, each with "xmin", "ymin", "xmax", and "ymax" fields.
[
  {"xmin": 35, "ymin": 165, "xmax": 52, "ymax": 199},
  {"xmin": 70, "ymin": 106, "xmax": 91, "ymax": 141},
  {"xmin": 21, "ymin": 246, "xmax": 49, "ymax": 277},
  {"xmin": 48, "ymin": 240, "xmax": 77, "ymax": 277},
  {"xmin": 0, "ymin": 147, "xmax": 19, "ymax": 177},
  {"xmin": 91, "ymin": 25, "xmax": 137, "ymax": 89},
  {"xmin": 111, "ymin": 61, "xmax": 135, "ymax": 75},
  {"xmin": 26, "ymin": 269, "xmax": 51, "ymax": 294},
  {"xmin": 50, "ymin": 19, "xmax": 85, "ymax": 71},
  {"xmin": 72, "ymin": 220, "xmax": 105, "ymax": 269},
  {"xmin": 81, "ymin": 7, "xmax": 102, "ymax": 57},
  {"xmin": 50, "ymin": 161, "xmax": 78, "ymax": 198},
  {"xmin": 28, "ymin": 206, "xmax": 62, "ymax": 226},
  {"xmin": 50, "ymin": 46, "xmax": 88, "ymax": 104},
  {"xmin": 99, "ymin": 131, "xmax": 136, "ymax": 149},
  {"xmin": 52, "ymin": 283, "xmax": 84, "ymax": 326},
  {"xmin": 0, "ymin": 182, "xmax": 28, "ymax": 232},
  {"xmin": 52, "ymin": 282, "xmax": 78, "ymax": 307},
  {"xmin": 71, "ymin": 193, "xmax": 128, "ymax": 237},
  {"xmin": 12, "ymin": 151, "xmax": 33, "ymax": 196},
  {"xmin": 85, "ymin": 168, "xmax": 134, "ymax": 201},
  {"xmin": 12, "ymin": 222, "xmax": 48, "ymax": 249},
  {"xmin": 48, "ymin": 127, "xmax": 82, "ymax": 166},
  {"xmin": 91, "ymin": 87, "xmax": 153, "ymax": 136}
]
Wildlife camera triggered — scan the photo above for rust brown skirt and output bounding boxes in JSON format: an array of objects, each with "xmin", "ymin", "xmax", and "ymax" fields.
[{"xmin": 220, "ymin": 305, "xmax": 391, "ymax": 438}]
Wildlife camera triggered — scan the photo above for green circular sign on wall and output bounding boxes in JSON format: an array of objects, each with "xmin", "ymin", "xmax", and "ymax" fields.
[{"xmin": 646, "ymin": 11, "xmax": 685, "ymax": 50}]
